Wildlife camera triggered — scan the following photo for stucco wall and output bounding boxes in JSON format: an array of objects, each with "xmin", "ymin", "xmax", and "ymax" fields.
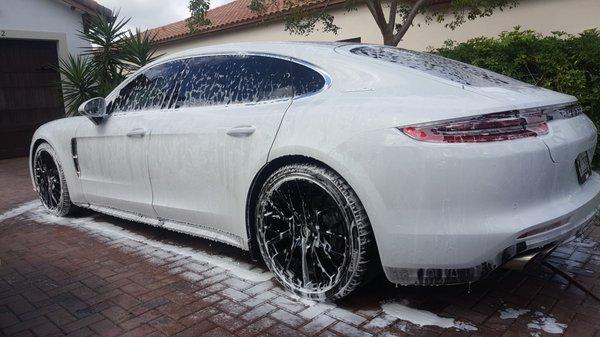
[
  {"xmin": 156, "ymin": 0, "xmax": 600, "ymax": 55},
  {"xmin": 0, "ymin": 0, "xmax": 90, "ymax": 59}
]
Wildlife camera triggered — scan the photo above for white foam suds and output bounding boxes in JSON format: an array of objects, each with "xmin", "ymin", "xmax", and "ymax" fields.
[
  {"xmin": 381, "ymin": 302, "xmax": 477, "ymax": 331},
  {"xmin": 288, "ymin": 293, "xmax": 319, "ymax": 307},
  {"xmin": 499, "ymin": 308, "xmax": 530, "ymax": 319},
  {"xmin": 24, "ymin": 206, "xmax": 273, "ymax": 283},
  {"xmin": 365, "ymin": 314, "xmax": 399, "ymax": 330},
  {"xmin": 527, "ymin": 312, "xmax": 567, "ymax": 334},
  {"xmin": 0, "ymin": 200, "xmax": 40, "ymax": 223}
]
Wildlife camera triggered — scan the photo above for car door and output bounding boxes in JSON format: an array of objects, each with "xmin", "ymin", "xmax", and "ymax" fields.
[
  {"xmin": 75, "ymin": 60, "xmax": 185, "ymax": 217},
  {"xmin": 145, "ymin": 54, "xmax": 295, "ymax": 243}
]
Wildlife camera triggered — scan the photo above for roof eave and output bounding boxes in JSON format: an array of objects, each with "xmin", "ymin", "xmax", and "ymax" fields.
[
  {"xmin": 61, "ymin": 0, "xmax": 112, "ymax": 17},
  {"xmin": 153, "ymin": 0, "xmax": 347, "ymax": 45}
]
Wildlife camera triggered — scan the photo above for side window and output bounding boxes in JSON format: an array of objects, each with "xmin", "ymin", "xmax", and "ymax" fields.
[
  {"xmin": 107, "ymin": 59, "xmax": 186, "ymax": 113},
  {"xmin": 175, "ymin": 55, "xmax": 294, "ymax": 108},
  {"xmin": 291, "ymin": 62, "xmax": 326, "ymax": 97}
]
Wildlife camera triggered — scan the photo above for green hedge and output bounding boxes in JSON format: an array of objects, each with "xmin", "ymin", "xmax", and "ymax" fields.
[{"xmin": 435, "ymin": 27, "xmax": 600, "ymax": 166}]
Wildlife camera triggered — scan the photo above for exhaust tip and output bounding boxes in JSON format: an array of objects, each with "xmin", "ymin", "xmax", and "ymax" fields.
[{"xmin": 502, "ymin": 245, "xmax": 556, "ymax": 271}]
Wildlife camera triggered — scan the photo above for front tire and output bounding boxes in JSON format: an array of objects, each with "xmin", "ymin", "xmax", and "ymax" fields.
[
  {"xmin": 33, "ymin": 143, "xmax": 74, "ymax": 216},
  {"xmin": 255, "ymin": 163, "xmax": 376, "ymax": 300}
]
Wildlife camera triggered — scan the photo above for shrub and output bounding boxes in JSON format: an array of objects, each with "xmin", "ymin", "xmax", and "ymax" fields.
[
  {"xmin": 56, "ymin": 13, "xmax": 162, "ymax": 115},
  {"xmin": 436, "ymin": 27, "xmax": 600, "ymax": 165}
]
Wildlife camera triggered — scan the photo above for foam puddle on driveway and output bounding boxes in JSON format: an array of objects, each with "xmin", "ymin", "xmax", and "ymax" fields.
[
  {"xmin": 499, "ymin": 308, "xmax": 530, "ymax": 319},
  {"xmin": 381, "ymin": 301, "xmax": 478, "ymax": 331},
  {"xmin": 0, "ymin": 200, "xmax": 40, "ymax": 222},
  {"xmin": 0, "ymin": 201, "xmax": 503, "ymax": 334},
  {"xmin": 498, "ymin": 308, "xmax": 567, "ymax": 335},
  {"xmin": 527, "ymin": 312, "xmax": 567, "ymax": 334},
  {"xmin": 0, "ymin": 202, "xmax": 273, "ymax": 283}
]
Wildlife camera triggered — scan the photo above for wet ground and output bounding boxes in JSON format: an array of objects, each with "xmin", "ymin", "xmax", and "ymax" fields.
[{"xmin": 1, "ymin": 157, "xmax": 599, "ymax": 337}]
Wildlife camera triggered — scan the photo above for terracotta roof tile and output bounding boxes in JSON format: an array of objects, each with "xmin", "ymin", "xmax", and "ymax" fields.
[{"xmin": 148, "ymin": 0, "xmax": 343, "ymax": 44}]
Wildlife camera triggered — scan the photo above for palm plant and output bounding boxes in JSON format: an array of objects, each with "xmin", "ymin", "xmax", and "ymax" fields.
[
  {"xmin": 55, "ymin": 55, "xmax": 100, "ymax": 116},
  {"xmin": 121, "ymin": 29, "xmax": 162, "ymax": 70},
  {"xmin": 56, "ymin": 12, "xmax": 163, "ymax": 115},
  {"xmin": 79, "ymin": 13, "xmax": 130, "ymax": 94}
]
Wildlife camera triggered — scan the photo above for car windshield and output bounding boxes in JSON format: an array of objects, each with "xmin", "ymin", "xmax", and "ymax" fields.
[{"xmin": 350, "ymin": 45, "xmax": 523, "ymax": 87}]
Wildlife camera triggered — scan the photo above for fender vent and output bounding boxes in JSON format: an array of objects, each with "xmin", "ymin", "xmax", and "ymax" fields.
[{"xmin": 71, "ymin": 138, "xmax": 80, "ymax": 176}]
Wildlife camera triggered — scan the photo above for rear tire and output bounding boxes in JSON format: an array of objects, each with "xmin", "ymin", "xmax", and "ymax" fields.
[
  {"xmin": 255, "ymin": 163, "xmax": 376, "ymax": 300},
  {"xmin": 33, "ymin": 143, "xmax": 74, "ymax": 216}
]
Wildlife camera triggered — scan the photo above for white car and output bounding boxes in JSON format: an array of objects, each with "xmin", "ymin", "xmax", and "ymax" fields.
[{"xmin": 30, "ymin": 42, "xmax": 600, "ymax": 300}]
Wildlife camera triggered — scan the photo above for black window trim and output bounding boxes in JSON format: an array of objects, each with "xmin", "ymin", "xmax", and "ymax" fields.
[{"xmin": 106, "ymin": 52, "xmax": 332, "ymax": 114}]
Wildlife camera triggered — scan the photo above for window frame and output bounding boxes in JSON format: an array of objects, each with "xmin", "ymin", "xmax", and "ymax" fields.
[
  {"xmin": 106, "ymin": 59, "xmax": 187, "ymax": 115},
  {"xmin": 105, "ymin": 52, "xmax": 331, "ymax": 115}
]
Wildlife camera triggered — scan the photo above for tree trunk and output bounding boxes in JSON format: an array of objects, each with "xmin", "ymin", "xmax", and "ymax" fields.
[
  {"xmin": 388, "ymin": 0, "xmax": 429, "ymax": 47},
  {"xmin": 383, "ymin": 33, "xmax": 396, "ymax": 46}
]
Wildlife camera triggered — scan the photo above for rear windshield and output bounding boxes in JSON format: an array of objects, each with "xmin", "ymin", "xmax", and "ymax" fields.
[{"xmin": 350, "ymin": 46, "xmax": 521, "ymax": 87}]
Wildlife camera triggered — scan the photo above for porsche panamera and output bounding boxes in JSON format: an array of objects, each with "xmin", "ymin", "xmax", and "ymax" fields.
[{"xmin": 30, "ymin": 42, "xmax": 600, "ymax": 300}]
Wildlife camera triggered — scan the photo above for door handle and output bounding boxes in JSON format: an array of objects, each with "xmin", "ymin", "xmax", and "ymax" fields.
[
  {"xmin": 226, "ymin": 125, "xmax": 256, "ymax": 137},
  {"xmin": 126, "ymin": 128, "xmax": 147, "ymax": 138}
]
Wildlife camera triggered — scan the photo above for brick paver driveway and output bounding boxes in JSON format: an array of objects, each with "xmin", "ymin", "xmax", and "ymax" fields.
[{"xmin": 1, "ymin": 157, "xmax": 599, "ymax": 337}]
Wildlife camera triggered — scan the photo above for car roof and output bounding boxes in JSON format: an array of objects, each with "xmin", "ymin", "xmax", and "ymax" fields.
[
  {"xmin": 115, "ymin": 41, "xmax": 362, "ymax": 100},
  {"xmin": 153, "ymin": 41, "xmax": 357, "ymax": 64}
]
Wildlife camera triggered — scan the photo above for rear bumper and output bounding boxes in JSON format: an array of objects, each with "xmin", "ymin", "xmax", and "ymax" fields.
[
  {"xmin": 375, "ymin": 161, "xmax": 600, "ymax": 285},
  {"xmin": 383, "ymin": 198, "xmax": 598, "ymax": 285},
  {"xmin": 332, "ymin": 120, "xmax": 599, "ymax": 285}
]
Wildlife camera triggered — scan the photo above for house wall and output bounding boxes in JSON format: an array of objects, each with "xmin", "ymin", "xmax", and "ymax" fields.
[
  {"xmin": 156, "ymin": 0, "xmax": 600, "ymax": 55},
  {"xmin": 0, "ymin": 0, "xmax": 91, "ymax": 59}
]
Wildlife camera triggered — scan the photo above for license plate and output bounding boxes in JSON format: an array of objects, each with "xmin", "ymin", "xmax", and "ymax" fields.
[{"xmin": 575, "ymin": 151, "xmax": 591, "ymax": 184}]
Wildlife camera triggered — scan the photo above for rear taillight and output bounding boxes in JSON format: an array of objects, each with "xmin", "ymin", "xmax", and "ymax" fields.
[
  {"xmin": 547, "ymin": 103, "xmax": 583, "ymax": 120},
  {"xmin": 399, "ymin": 103, "xmax": 581, "ymax": 143}
]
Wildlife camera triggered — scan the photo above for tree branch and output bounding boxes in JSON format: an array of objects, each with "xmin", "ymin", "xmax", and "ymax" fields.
[
  {"xmin": 391, "ymin": 0, "xmax": 428, "ymax": 45},
  {"xmin": 364, "ymin": 0, "xmax": 388, "ymax": 37},
  {"xmin": 387, "ymin": 0, "xmax": 398, "ymax": 33}
]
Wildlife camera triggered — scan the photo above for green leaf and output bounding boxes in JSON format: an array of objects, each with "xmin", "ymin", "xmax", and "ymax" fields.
[
  {"xmin": 187, "ymin": 0, "xmax": 211, "ymax": 32},
  {"xmin": 54, "ymin": 55, "xmax": 100, "ymax": 116},
  {"xmin": 121, "ymin": 29, "xmax": 164, "ymax": 71},
  {"xmin": 57, "ymin": 11, "xmax": 163, "ymax": 115}
]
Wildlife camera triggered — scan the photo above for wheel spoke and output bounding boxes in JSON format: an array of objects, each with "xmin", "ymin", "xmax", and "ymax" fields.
[
  {"xmin": 285, "ymin": 237, "xmax": 300, "ymax": 270},
  {"xmin": 275, "ymin": 189, "xmax": 298, "ymax": 220},
  {"xmin": 318, "ymin": 237, "xmax": 346, "ymax": 262},
  {"xmin": 49, "ymin": 189, "xmax": 58, "ymax": 207},
  {"xmin": 322, "ymin": 230, "xmax": 347, "ymax": 242},
  {"xmin": 265, "ymin": 229, "xmax": 291, "ymax": 246},
  {"xmin": 295, "ymin": 180, "xmax": 310, "ymax": 224},
  {"xmin": 300, "ymin": 236, "xmax": 309, "ymax": 286},
  {"xmin": 312, "ymin": 244, "xmax": 334, "ymax": 283},
  {"xmin": 265, "ymin": 198, "xmax": 289, "ymax": 221}
]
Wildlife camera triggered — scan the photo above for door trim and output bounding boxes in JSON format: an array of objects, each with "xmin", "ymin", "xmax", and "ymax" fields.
[{"xmin": 76, "ymin": 202, "xmax": 246, "ymax": 249}]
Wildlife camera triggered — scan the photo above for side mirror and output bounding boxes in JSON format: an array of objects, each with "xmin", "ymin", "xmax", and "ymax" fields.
[{"xmin": 78, "ymin": 97, "xmax": 107, "ymax": 125}]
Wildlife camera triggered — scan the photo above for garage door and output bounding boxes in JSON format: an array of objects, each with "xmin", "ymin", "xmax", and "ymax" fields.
[{"xmin": 0, "ymin": 39, "xmax": 64, "ymax": 159}]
